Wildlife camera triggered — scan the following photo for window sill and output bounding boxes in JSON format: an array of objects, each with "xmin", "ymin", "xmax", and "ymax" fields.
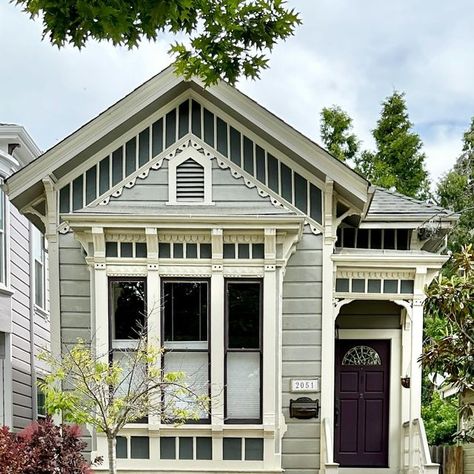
[
  {"xmin": 35, "ymin": 305, "xmax": 49, "ymax": 320},
  {"xmin": 0, "ymin": 285, "xmax": 14, "ymax": 297}
]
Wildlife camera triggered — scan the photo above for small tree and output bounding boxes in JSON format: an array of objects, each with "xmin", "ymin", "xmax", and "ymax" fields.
[
  {"xmin": 355, "ymin": 91, "xmax": 430, "ymax": 199},
  {"xmin": 14, "ymin": 0, "xmax": 301, "ymax": 86},
  {"xmin": 436, "ymin": 116, "xmax": 474, "ymax": 251},
  {"xmin": 319, "ymin": 105, "xmax": 359, "ymax": 162},
  {"xmin": 420, "ymin": 245, "xmax": 474, "ymax": 442},
  {"xmin": 40, "ymin": 329, "xmax": 209, "ymax": 474}
]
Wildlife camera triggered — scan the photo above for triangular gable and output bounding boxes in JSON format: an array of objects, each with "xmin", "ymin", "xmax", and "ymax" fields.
[
  {"xmin": 5, "ymin": 66, "xmax": 369, "ymax": 219},
  {"xmin": 56, "ymin": 97, "xmax": 324, "ymax": 231},
  {"xmin": 58, "ymin": 138, "xmax": 321, "ymax": 234}
]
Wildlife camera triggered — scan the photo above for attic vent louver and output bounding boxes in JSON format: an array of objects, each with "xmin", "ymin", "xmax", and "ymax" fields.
[{"xmin": 176, "ymin": 158, "xmax": 205, "ymax": 201}]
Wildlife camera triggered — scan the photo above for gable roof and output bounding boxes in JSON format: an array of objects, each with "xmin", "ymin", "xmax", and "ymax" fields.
[
  {"xmin": 4, "ymin": 65, "xmax": 369, "ymax": 213},
  {"xmin": 363, "ymin": 187, "xmax": 458, "ymax": 225}
]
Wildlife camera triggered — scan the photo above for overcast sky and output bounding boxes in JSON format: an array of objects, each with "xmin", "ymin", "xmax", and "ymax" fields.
[{"xmin": 1, "ymin": 0, "xmax": 474, "ymax": 185}]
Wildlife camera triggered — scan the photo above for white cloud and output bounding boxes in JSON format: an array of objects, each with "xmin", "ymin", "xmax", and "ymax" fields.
[{"xmin": 1, "ymin": 0, "xmax": 473, "ymax": 184}]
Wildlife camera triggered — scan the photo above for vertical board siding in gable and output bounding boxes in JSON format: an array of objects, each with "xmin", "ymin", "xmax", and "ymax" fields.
[
  {"xmin": 282, "ymin": 229, "xmax": 322, "ymax": 474},
  {"xmin": 9, "ymin": 206, "xmax": 33, "ymax": 430},
  {"xmin": 60, "ymin": 99, "xmax": 323, "ymax": 226}
]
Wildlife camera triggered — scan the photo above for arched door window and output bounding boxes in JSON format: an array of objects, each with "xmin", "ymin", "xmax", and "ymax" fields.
[{"xmin": 342, "ymin": 345, "xmax": 381, "ymax": 366}]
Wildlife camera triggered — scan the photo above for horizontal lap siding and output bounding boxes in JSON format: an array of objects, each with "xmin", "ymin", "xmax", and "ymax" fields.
[
  {"xmin": 59, "ymin": 234, "xmax": 91, "ymax": 344},
  {"xmin": 282, "ymin": 229, "xmax": 322, "ymax": 474},
  {"xmin": 10, "ymin": 207, "xmax": 32, "ymax": 430},
  {"xmin": 59, "ymin": 233, "xmax": 92, "ymax": 451},
  {"xmin": 106, "ymin": 160, "xmax": 278, "ymax": 209}
]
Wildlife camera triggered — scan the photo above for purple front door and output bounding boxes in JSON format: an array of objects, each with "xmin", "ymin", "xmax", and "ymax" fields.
[{"xmin": 334, "ymin": 340, "xmax": 390, "ymax": 467}]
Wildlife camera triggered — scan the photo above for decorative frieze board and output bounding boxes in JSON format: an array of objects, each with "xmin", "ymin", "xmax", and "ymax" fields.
[
  {"xmin": 106, "ymin": 265, "xmax": 148, "ymax": 277},
  {"xmin": 105, "ymin": 231, "xmax": 147, "ymax": 243},
  {"xmin": 223, "ymin": 232, "xmax": 264, "ymax": 244},
  {"xmin": 336, "ymin": 269, "xmax": 415, "ymax": 280},
  {"xmin": 158, "ymin": 232, "xmax": 211, "ymax": 243}
]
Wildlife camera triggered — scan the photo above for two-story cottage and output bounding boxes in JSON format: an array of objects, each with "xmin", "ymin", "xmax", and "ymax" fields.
[
  {"xmin": 0, "ymin": 124, "xmax": 49, "ymax": 430},
  {"xmin": 5, "ymin": 67, "xmax": 455, "ymax": 473}
]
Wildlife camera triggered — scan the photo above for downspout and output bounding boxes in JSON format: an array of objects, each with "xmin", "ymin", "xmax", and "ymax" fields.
[{"xmin": 28, "ymin": 220, "xmax": 38, "ymax": 420}]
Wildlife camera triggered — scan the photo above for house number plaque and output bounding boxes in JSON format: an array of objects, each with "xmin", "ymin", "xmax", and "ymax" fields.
[{"xmin": 290, "ymin": 379, "xmax": 319, "ymax": 393}]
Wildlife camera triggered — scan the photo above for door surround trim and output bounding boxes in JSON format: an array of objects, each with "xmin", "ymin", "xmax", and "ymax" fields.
[{"xmin": 337, "ymin": 329, "xmax": 401, "ymax": 473}]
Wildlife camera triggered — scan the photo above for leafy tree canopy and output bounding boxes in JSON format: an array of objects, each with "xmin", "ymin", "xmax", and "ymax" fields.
[
  {"xmin": 320, "ymin": 105, "xmax": 360, "ymax": 162},
  {"xmin": 355, "ymin": 91, "xmax": 430, "ymax": 199},
  {"xmin": 15, "ymin": 0, "xmax": 301, "ymax": 86},
  {"xmin": 421, "ymin": 245, "xmax": 474, "ymax": 442},
  {"xmin": 436, "ymin": 117, "xmax": 474, "ymax": 251}
]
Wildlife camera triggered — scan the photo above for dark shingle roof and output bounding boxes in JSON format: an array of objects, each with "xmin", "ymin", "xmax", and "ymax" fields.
[{"xmin": 366, "ymin": 187, "xmax": 455, "ymax": 221}]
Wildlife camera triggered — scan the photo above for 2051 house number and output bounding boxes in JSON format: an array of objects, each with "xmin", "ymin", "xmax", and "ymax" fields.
[{"xmin": 290, "ymin": 379, "xmax": 319, "ymax": 393}]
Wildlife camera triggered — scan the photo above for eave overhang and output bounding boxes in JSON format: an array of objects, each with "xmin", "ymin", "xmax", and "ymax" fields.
[
  {"xmin": 332, "ymin": 249, "xmax": 448, "ymax": 269},
  {"xmin": 62, "ymin": 212, "xmax": 306, "ymax": 232}
]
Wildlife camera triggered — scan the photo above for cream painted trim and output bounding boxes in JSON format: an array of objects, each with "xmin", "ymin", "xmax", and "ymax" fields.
[
  {"xmin": 167, "ymin": 147, "xmax": 213, "ymax": 205},
  {"xmin": 338, "ymin": 329, "xmax": 402, "ymax": 474}
]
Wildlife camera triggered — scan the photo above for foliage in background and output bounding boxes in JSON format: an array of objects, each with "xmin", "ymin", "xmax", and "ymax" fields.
[
  {"xmin": 422, "ymin": 390, "xmax": 458, "ymax": 446},
  {"xmin": 354, "ymin": 91, "xmax": 430, "ymax": 199},
  {"xmin": 436, "ymin": 117, "xmax": 474, "ymax": 251},
  {"xmin": 40, "ymin": 332, "xmax": 209, "ymax": 474},
  {"xmin": 15, "ymin": 0, "xmax": 301, "ymax": 86},
  {"xmin": 0, "ymin": 417, "xmax": 94, "ymax": 473},
  {"xmin": 319, "ymin": 105, "xmax": 360, "ymax": 162},
  {"xmin": 421, "ymin": 246, "xmax": 474, "ymax": 443}
]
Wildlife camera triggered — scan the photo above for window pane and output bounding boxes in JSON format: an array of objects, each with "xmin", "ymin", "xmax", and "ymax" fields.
[
  {"xmin": 59, "ymin": 185, "xmax": 70, "ymax": 213},
  {"xmin": 200, "ymin": 244, "xmax": 211, "ymax": 259},
  {"xmin": 226, "ymin": 352, "xmax": 260, "ymax": 421},
  {"xmin": 159, "ymin": 243, "xmax": 171, "ymax": 258},
  {"xmin": 196, "ymin": 437, "xmax": 212, "ymax": 460},
  {"xmin": 245, "ymin": 438, "xmax": 263, "ymax": 460},
  {"xmin": 243, "ymin": 137, "xmax": 254, "ymax": 174},
  {"xmin": 85, "ymin": 166, "xmax": 97, "ymax": 205},
  {"xmin": 116, "ymin": 436, "xmax": 128, "ymax": 459},
  {"xmin": 252, "ymin": 244, "xmax": 264, "ymax": 259},
  {"xmin": 267, "ymin": 154, "xmax": 279, "ymax": 192},
  {"xmin": 173, "ymin": 243, "xmax": 183, "ymax": 258},
  {"xmin": 223, "ymin": 244, "xmax": 235, "ymax": 259},
  {"xmin": 163, "ymin": 351, "xmax": 209, "ymax": 419},
  {"xmin": 294, "ymin": 173, "xmax": 308, "ymax": 213},
  {"xmin": 223, "ymin": 438, "xmax": 242, "ymax": 460},
  {"xmin": 227, "ymin": 282, "xmax": 261, "ymax": 349},
  {"xmin": 72, "ymin": 175, "xmax": 83, "ymax": 211},
  {"xmin": 335, "ymin": 278, "xmax": 349, "ymax": 292},
  {"xmin": 120, "ymin": 242, "xmax": 133, "ymax": 258},
  {"xmin": 131, "ymin": 436, "xmax": 149, "ymax": 459},
  {"xmin": 152, "ymin": 119, "xmax": 164, "ymax": 157},
  {"xmin": 112, "ymin": 147, "xmax": 123, "ymax": 185},
  {"xmin": 281, "ymin": 163, "xmax": 292, "ymax": 202},
  {"xmin": 111, "ymin": 280, "xmax": 146, "ymax": 339},
  {"xmin": 35, "ymin": 260, "xmax": 44, "ymax": 307},
  {"xmin": 203, "ymin": 109, "xmax": 214, "ymax": 147},
  {"xmin": 384, "ymin": 229, "xmax": 396, "ymax": 249},
  {"xmin": 163, "ymin": 282, "xmax": 208, "ymax": 343},
  {"xmin": 136, "ymin": 242, "xmax": 147, "ymax": 258},
  {"xmin": 229, "ymin": 127, "xmax": 241, "ymax": 165},
  {"xmin": 160, "ymin": 437, "xmax": 176, "ymax": 459},
  {"xmin": 126, "ymin": 138, "xmax": 137, "ymax": 175},
  {"xmin": 191, "ymin": 100, "xmax": 202, "ymax": 137},
  {"xmin": 371, "ymin": 229, "xmax": 382, "ymax": 249},
  {"xmin": 179, "ymin": 437, "xmax": 193, "ymax": 460},
  {"xmin": 216, "ymin": 118, "xmax": 228, "ymax": 156},
  {"xmin": 255, "ymin": 146, "xmax": 266, "ymax": 184},
  {"xmin": 238, "ymin": 244, "xmax": 250, "ymax": 259},
  {"xmin": 106, "ymin": 242, "xmax": 118, "ymax": 257},
  {"xmin": 186, "ymin": 243, "xmax": 198, "ymax": 258}
]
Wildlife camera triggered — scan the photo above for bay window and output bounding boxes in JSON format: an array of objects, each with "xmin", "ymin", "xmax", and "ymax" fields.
[
  {"xmin": 162, "ymin": 279, "xmax": 210, "ymax": 422},
  {"xmin": 225, "ymin": 280, "xmax": 262, "ymax": 424}
]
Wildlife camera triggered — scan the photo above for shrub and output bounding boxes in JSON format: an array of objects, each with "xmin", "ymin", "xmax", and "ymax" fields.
[{"xmin": 0, "ymin": 418, "xmax": 93, "ymax": 473}]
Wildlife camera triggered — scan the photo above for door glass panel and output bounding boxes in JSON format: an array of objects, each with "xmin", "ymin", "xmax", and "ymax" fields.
[{"xmin": 342, "ymin": 345, "xmax": 381, "ymax": 366}]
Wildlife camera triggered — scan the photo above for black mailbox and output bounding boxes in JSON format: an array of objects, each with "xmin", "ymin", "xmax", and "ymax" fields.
[{"xmin": 289, "ymin": 397, "xmax": 319, "ymax": 419}]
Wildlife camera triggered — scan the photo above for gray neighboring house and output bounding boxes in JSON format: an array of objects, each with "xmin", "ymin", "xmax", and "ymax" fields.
[
  {"xmin": 0, "ymin": 124, "xmax": 49, "ymax": 430},
  {"xmin": 5, "ymin": 68, "xmax": 456, "ymax": 473}
]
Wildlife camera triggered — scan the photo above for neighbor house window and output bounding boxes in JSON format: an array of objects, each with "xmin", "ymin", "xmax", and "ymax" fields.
[
  {"xmin": 162, "ymin": 279, "xmax": 210, "ymax": 422},
  {"xmin": 33, "ymin": 227, "xmax": 46, "ymax": 308},
  {"xmin": 225, "ymin": 280, "xmax": 262, "ymax": 424},
  {"xmin": 37, "ymin": 379, "xmax": 46, "ymax": 419},
  {"xmin": 0, "ymin": 190, "xmax": 6, "ymax": 284}
]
